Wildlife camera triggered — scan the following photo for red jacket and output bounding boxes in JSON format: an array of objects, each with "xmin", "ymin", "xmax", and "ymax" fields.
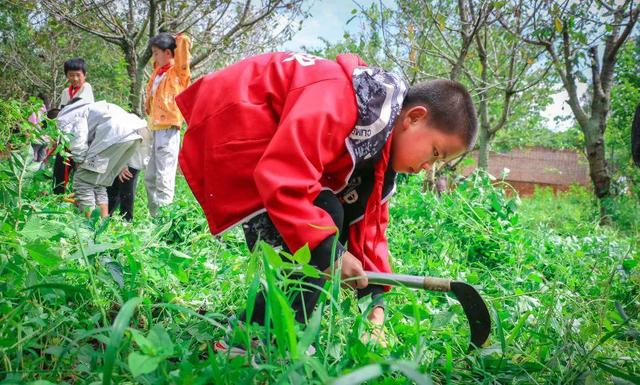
[{"xmin": 177, "ymin": 52, "xmax": 395, "ymax": 273}]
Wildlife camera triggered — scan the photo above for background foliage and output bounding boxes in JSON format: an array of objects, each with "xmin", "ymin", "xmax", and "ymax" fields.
[{"xmin": 1, "ymin": 0, "xmax": 640, "ymax": 383}]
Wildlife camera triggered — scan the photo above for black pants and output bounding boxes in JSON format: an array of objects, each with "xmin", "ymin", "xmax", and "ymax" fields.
[
  {"xmin": 107, "ymin": 168, "xmax": 140, "ymax": 222},
  {"xmin": 53, "ymin": 154, "xmax": 74, "ymax": 195},
  {"xmin": 241, "ymin": 190, "xmax": 383, "ymax": 325}
]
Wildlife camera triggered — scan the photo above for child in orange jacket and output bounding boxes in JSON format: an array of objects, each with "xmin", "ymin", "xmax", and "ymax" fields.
[{"xmin": 141, "ymin": 32, "xmax": 191, "ymax": 216}]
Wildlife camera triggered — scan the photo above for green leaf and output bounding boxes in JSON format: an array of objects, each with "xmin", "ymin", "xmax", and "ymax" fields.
[
  {"xmin": 292, "ymin": 244, "xmax": 311, "ymax": 264},
  {"xmin": 103, "ymin": 297, "xmax": 142, "ymax": 385},
  {"xmin": 333, "ymin": 364, "xmax": 383, "ymax": 385},
  {"xmin": 70, "ymin": 241, "xmax": 122, "ymax": 260},
  {"xmin": 147, "ymin": 325, "xmax": 174, "ymax": 357},
  {"xmin": 26, "ymin": 241, "xmax": 61, "ymax": 267},
  {"xmin": 20, "ymin": 216, "xmax": 60, "ymax": 241},
  {"xmin": 43, "ymin": 345, "xmax": 64, "ymax": 357},
  {"xmin": 262, "ymin": 242, "xmax": 283, "ymax": 269},
  {"xmin": 128, "ymin": 352, "xmax": 161, "ymax": 377},
  {"xmin": 431, "ymin": 310, "xmax": 455, "ymax": 328},
  {"xmin": 104, "ymin": 260, "xmax": 124, "ymax": 288},
  {"xmin": 301, "ymin": 263, "xmax": 321, "ymax": 278},
  {"xmin": 507, "ymin": 311, "xmax": 531, "ymax": 345},
  {"xmin": 263, "ymin": 254, "xmax": 298, "ymax": 359},
  {"xmin": 169, "ymin": 248, "xmax": 192, "ymax": 260},
  {"xmin": 130, "ymin": 329, "xmax": 157, "ymax": 356},
  {"xmin": 399, "ymin": 303, "xmax": 430, "ymax": 321}
]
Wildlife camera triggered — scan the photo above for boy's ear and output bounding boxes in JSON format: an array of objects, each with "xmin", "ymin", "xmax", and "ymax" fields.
[{"xmin": 405, "ymin": 106, "xmax": 428, "ymax": 124}]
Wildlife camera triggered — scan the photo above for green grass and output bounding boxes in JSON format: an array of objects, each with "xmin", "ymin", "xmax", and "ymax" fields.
[{"xmin": 0, "ymin": 149, "xmax": 639, "ymax": 384}]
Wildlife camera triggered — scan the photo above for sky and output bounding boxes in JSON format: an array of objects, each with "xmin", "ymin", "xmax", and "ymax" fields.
[
  {"xmin": 281, "ymin": 0, "xmax": 375, "ymax": 51},
  {"xmin": 281, "ymin": 0, "xmax": 579, "ymax": 132},
  {"xmin": 544, "ymin": 84, "xmax": 588, "ymax": 132}
]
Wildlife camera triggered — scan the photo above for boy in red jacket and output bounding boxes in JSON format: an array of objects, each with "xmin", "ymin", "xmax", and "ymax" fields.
[{"xmin": 177, "ymin": 52, "xmax": 477, "ymax": 344}]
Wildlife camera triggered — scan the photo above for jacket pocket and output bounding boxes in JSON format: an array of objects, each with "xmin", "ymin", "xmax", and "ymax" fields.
[
  {"xmin": 203, "ymin": 137, "xmax": 271, "ymax": 230},
  {"xmin": 181, "ymin": 100, "xmax": 276, "ymax": 231}
]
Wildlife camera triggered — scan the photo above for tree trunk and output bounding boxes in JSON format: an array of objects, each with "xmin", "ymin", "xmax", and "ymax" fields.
[
  {"xmin": 130, "ymin": 67, "xmax": 145, "ymax": 117},
  {"xmin": 478, "ymin": 127, "xmax": 491, "ymax": 170},
  {"xmin": 123, "ymin": 43, "xmax": 145, "ymax": 116},
  {"xmin": 585, "ymin": 139, "xmax": 610, "ymax": 198},
  {"xmin": 583, "ymin": 120, "xmax": 611, "ymax": 221}
]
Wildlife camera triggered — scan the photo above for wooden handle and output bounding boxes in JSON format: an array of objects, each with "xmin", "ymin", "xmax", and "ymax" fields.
[{"xmin": 423, "ymin": 276, "xmax": 452, "ymax": 292}]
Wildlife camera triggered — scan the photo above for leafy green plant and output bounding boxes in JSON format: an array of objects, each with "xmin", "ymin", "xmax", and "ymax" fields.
[{"xmin": 0, "ymin": 128, "xmax": 638, "ymax": 383}]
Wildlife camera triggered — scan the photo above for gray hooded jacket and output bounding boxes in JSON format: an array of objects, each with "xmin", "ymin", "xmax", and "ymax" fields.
[{"xmin": 57, "ymin": 100, "xmax": 147, "ymax": 173}]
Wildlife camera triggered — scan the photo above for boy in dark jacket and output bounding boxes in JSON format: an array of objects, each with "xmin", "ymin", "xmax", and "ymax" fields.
[{"xmin": 177, "ymin": 52, "xmax": 478, "ymax": 344}]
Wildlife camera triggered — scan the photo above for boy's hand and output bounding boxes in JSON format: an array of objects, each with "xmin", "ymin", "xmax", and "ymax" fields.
[
  {"xmin": 118, "ymin": 166, "xmax": 133, "ymax": 182},
  {"xmin": 325, "ymin": 250, "xmax": 368, "ymax": 289}
]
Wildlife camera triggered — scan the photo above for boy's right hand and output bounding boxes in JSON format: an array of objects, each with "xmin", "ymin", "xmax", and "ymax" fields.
[
  {"xmin": 325, "ymin": 251, "xmax": 368, "ymax": 289},
  {"xmin": 118, "ymin": 167, "xmax": 133, "ymax": 182}
]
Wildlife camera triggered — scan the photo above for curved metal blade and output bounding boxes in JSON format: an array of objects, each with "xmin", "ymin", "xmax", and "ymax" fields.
[{"xmin": 450, "ymin": 281, "xmax": 491, "ymax": 351}]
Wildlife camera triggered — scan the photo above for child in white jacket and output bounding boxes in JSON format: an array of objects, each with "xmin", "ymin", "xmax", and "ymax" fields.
[{"xmin": 56, "ymin": 99, "xmax": 146, "ymax": 217}]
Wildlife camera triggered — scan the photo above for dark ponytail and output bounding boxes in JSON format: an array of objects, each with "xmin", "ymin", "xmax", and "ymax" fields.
[{"xmin": 149, "ymin": 33, "xmax": 176, "ymax": 55}]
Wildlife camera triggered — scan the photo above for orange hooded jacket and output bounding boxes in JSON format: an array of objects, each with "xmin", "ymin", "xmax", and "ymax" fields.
[{"xmin": 145, "ymin": 34, "xmax": 191, "ymax": 130}]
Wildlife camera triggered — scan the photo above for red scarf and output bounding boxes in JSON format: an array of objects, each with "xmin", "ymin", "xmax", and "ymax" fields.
[
  {"xmin": 68, "ymin": 84, "xmax": 81, "ymax": 99},
  {"xmin": 156, "ymin": 63, "xmax": 172, "ymax": 77}
]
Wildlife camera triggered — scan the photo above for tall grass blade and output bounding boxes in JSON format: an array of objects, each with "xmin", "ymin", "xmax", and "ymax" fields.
[
  {"xmin": 102, "ymin": 297, "xmax": 142, "ymax": 385},
  {"xmin": 332, "ymin": 364, "xmax": 383, "ymax": 385}
]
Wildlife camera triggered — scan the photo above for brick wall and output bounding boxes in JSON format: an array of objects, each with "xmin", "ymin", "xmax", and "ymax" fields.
[{"xmin": 463, "ymin": 147, "xmax": 591, "ymax": 194}]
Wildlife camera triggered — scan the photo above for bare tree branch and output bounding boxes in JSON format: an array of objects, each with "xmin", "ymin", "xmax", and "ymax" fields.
[
  {"xmin": 42, "ymin": 0, "xmax": 125, "ymax": 44},
  {"xmin": 607, "ymin": 3, "xmax": 640, "ymax": 63}
]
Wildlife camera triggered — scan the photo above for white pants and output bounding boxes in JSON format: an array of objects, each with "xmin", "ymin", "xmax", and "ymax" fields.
[{"xmin": 145, "ymin": 128, "xmax": 180, "ymax": 216}]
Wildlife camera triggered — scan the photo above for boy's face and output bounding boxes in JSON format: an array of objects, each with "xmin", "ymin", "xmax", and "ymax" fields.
[
  {"xmin": 66, "ymin": 70, "xmax": 86, "ymax": 88},
  {"xmin": 391, "ymin": 106, "xmax": 467, "ymax": 174},
  {"xmin": 151, "ymin": 46, "xmax": 174, "ymax": 67}
]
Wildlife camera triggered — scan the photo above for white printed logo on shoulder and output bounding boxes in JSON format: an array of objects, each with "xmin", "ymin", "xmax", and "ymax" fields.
[{"xmin": 283, "ymin": 52, "xmax": 324, "ymax": 67}]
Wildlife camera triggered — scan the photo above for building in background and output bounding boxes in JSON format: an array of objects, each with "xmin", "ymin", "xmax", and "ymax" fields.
[{"xmin": 463, "ymin": 147, "xmax": 590, "ymax": 195}]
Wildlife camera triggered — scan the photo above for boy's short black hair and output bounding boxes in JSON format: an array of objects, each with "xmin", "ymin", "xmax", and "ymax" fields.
[
  {"xmin": 63, "ymin": 58, "xmax": 87, "ymax": 75},
  {"xmin": 149, "ymin": 33, "xmax": 176, "ymax": 55},
  {"xmin": 403, "ymin": 79, "xmax": 478, "ymax": 150},
  {"xmin": 62, "ymin": 97, "xmax": 82, "ymax": 109},
  {"xmin": 47, "ymin": 108, "xmax": 60, "ymax": 119}
]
